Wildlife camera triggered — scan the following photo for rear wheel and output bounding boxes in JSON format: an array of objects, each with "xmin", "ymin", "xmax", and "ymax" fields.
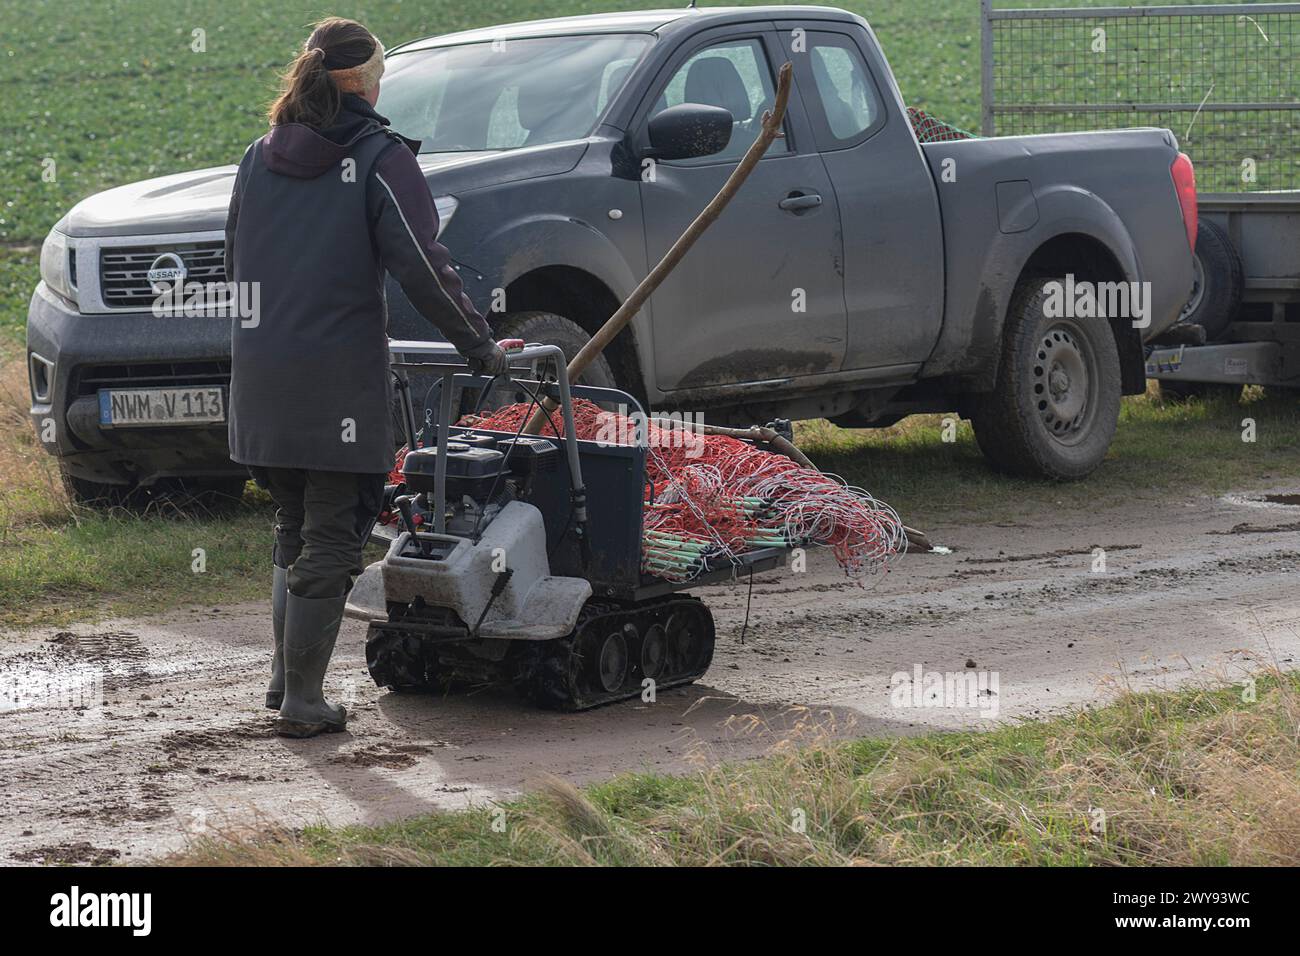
[{"xmin": 971, "ymin": 277, "xmax": 1122, "ymax": 480}]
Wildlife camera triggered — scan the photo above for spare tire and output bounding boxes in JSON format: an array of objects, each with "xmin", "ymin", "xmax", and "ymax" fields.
[{"xmin": 1181, "ymin": 218, "xmax": 1242, "ymax": 342}]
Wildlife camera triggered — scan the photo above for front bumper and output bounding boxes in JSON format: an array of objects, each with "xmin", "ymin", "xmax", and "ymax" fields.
[{"xmin": 26, "ymin": 281, "xmax": 243, "ymax": 486}]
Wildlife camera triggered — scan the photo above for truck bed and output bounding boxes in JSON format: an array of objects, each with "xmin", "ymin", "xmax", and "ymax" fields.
[{"xmin": 918, "ymin": 129, "xmax": 1196, "ymax": 385}]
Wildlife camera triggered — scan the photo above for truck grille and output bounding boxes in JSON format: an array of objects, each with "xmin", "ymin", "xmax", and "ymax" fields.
[
  {"xmin": 98, "ymin": 242, "xmax": 226, "ymax": 309},
  {"xmin": 74, "ymin": 360, "xmax": 231, "ymax": 397}
]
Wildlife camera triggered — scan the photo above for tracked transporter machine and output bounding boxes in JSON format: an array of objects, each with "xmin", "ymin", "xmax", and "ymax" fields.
[{"xmin": 345, "ymin": 341, "xmax": 789, "ymax": 710}]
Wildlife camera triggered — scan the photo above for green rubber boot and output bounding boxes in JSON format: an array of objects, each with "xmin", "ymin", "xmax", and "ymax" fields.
[
  {"xmin": 274, "ymin": 591, "xmax": 348, "ymax": 738},
  {"xmin": 264, "ymin": 565, "xmax": 289, "ymax": 710}
]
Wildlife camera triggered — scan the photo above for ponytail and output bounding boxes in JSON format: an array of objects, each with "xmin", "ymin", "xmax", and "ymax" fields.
[{"xmin": 268, "ymin": 17, "xmax": 382, "ymax": 128}]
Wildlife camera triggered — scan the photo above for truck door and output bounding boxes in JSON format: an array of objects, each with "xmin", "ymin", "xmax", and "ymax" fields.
[
  {"xmin": 777, "ymin": 22, "xmax": 945, "ymax": 370},
  {"xmin": 635, "ymin": 27, "xmax": 846, "ymax": 392}
]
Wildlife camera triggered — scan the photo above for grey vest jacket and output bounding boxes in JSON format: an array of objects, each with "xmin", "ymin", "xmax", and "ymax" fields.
[{"xmin": 227, "ymin": 123, "xmax": 399, "ymax": 474}]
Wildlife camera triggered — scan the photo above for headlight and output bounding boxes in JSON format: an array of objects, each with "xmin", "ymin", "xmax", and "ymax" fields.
[
  {"xmin": 433, "ymin": 195, "xmax": 458, "ymax": 238},
  {"xmin": 39, "ymin": 228, "xmax": 75, "ymax": 302}
]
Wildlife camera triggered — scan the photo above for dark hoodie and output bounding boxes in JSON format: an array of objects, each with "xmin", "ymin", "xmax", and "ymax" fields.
[{"xmin": 224, "ymin": 93, "xmax": 493, "ymax": 473}]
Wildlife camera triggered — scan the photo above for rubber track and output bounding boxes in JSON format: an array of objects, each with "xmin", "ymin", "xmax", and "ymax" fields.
[{"xmin": 517, "ymin": 595, "xmax": 715, "ymax": 711}]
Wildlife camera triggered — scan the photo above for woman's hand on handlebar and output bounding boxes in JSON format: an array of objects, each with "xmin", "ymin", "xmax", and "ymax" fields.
[{"xmin": 465, "ymin": 338, "xmax": 515, "ymax": 376}]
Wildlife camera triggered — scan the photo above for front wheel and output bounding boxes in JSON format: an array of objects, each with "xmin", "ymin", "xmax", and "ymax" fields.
[
  {"xmin": 970, "ymin": 277, "xmax": 1122, "ymax": 480},
  {"xmin": 476, "ymin": 311, "xmax": 618, "ymax": 416},
  {"xmin": 59, "ymin": 467, "xmax": 137, "ymax": 508},
  {"xmin": 494, "ymin": 311, "xmax": 616, "ymax": 387}
]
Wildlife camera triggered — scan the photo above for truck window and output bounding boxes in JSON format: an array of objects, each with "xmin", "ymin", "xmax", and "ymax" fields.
[
  {"xmin": 649, "ymin": 38, "xmax": 789, "ymax": 161},
  {"xmin": 481, "ymin": 57, "xmax": 637, "ymax": 151},
  {"xmin": 379, "ymin": 33, "xmax": 652, "ymax": 152},
  {"xmin": 801, "ymin": 32, "xmax": 883, "ymax": 147}
]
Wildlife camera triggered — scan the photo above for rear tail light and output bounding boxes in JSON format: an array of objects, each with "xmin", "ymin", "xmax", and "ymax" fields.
[{"xmin": 1170, "ymin": 152, "xmax": 1198, "ymax": 251}]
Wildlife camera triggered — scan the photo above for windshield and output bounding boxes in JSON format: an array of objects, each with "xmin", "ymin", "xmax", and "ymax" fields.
[{"xmin": 378, "ymin": 34, "xmax": 653, "ymax": 153}]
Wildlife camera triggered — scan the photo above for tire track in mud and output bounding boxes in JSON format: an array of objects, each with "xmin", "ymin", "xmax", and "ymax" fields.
[
  {"xmin": 722, "ymin": 547, "xmax": 1300, "ymax": 652},
  {"xmin": 973, "ymin": 548, "xmax": 1300, "ymax": 612}
]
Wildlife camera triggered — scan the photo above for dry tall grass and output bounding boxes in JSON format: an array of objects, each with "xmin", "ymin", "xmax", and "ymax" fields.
[{"xmin": 0, "ymin": 356, "xmax": 67, "ymax": 533}]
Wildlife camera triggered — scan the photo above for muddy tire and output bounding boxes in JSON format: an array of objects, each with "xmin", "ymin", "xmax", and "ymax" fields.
[
  {"xmin": 971, "ymin": 277, "xmax": 1122, "ymax": 480},
  {"xmin": 493, "ymin": 311, "xmax": 616, "ymax": 390},
  {"xmin": 366, "ymin": 626, "xmax": 439, "ymax": 693},
  {"xmin": 1180, "ymin": 218, "xmax": 1242, "ymax": 342}
]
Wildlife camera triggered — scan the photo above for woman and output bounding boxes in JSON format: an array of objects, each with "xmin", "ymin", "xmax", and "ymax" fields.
[{"xmin": 224, "ymin": 18, "xmax": 506, "ymax": 739}]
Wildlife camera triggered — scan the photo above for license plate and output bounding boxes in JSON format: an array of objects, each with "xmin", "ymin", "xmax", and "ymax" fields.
[{"xmin": 99, "ymin": 386, "xmax": 225, "ymax": 427}]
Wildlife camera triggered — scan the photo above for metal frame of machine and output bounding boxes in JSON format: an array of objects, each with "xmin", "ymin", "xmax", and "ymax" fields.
[{"xmin": 345, "ymin": 340, "xmax": 786, "ymax": 710}]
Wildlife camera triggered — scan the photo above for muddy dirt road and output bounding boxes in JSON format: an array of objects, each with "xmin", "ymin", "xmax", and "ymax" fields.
[{"xmin": 2, "ymin": 488, "xmax": 1297, "ymax": 863}]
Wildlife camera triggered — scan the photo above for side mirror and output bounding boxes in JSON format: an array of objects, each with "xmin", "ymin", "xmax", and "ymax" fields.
[{"xmin": 646, "ymin": 104, "xmax": 733, "ymax": 161}]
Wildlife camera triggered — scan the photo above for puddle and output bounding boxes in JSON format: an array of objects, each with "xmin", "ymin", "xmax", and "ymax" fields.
[
  {"xmin": 1261, "ymin": 494, "xmax": 1300, "ymax": 506},
  {"xmin": 1223, "ymin": 492, "xmax": 1300, "ymax": 510}
]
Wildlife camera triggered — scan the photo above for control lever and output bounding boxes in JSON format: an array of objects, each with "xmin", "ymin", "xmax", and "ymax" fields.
[{"xmin": 394, "ymin": 493, "xmax": 429, "ymax": 555}]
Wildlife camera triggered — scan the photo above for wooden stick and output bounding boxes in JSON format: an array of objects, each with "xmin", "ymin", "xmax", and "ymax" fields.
[{"xmin": 524, "ymin": 61, "xmax": 794, "ymax": 435}]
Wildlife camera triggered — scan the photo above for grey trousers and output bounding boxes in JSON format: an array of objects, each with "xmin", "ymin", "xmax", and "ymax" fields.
[{"xmin": 249, "ymin": 467, "xmax": 386, "ymax": 599}]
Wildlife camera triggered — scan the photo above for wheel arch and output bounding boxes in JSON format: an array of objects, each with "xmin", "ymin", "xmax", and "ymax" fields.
[
  {"xmin": 501, "ymin": 265, "xmax": 649, "ymax": 405},
  {"xmin": 458, "ymin": 213, "xmax": 651, "ymax": 405},
  {"xmin": 925, "ymin": 183, "xmax": 1147, "ymax": 395},
  {"xmin": 1009, "ymin": 231, "xmax": 1146, "ymax": 396}
]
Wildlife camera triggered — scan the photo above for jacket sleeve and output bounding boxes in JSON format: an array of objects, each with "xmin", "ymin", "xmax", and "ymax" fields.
[
  {"xmin": 367, "ymin": 143, "xmax": 495, "ymax": 357},
  {"xmin": 224, "ymin": 143, "xmax": 254, "ymax": 284}
]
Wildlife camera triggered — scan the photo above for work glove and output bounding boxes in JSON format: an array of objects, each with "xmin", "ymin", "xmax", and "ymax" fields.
[{"xmin": 465, "ymin": 338, "xmax": 509, "ymax": 376}]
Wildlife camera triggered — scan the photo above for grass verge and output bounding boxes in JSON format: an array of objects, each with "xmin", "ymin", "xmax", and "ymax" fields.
[
  {"xmin": 0, "ymin": 356, "xmax": 274, "ymax": 627},
  {"xmin": 797, "ymin": 385, "xmax": 1300, "ymax": 523},
  {"xmin": 170, "ymin": 670, "xmax": 1300, "ymax": 866},
  {"xmin": 3, "ymin": 347, "xmax": 1296, "ymax": 628}
]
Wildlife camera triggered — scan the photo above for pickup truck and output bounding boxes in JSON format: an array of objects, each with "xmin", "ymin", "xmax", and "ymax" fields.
[{"xmin": 27, "ymin": 4, "xmax": 1197, "ymax": 504}]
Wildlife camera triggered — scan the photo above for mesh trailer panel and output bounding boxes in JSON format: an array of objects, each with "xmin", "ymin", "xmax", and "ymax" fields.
[{"xmin": 982, "ymin": 2, "xmax": 1300, "ymax": 193}]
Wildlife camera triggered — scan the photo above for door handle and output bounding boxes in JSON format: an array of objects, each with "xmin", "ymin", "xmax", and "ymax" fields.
[{"xmin": 779, "ymin": 191, "xmax": 823, "ymax": 212}]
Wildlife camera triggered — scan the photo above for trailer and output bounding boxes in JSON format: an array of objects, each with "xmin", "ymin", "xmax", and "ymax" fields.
[{"xmin": 982, "ymin": 0, "xmax": 1300, "ymax": 393}]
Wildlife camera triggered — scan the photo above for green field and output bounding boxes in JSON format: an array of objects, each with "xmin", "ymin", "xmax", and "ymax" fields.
[
  {"xmin": 0, "ymin": 0, "xmax": 993, "ymax": 344},
  {"xmin": 0, "ymin": 0, "xmax": 1258, "ymax": 341},
  {"xmin": 0, "ymin": 0, "xmax": 991, "ymax": 251}
]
